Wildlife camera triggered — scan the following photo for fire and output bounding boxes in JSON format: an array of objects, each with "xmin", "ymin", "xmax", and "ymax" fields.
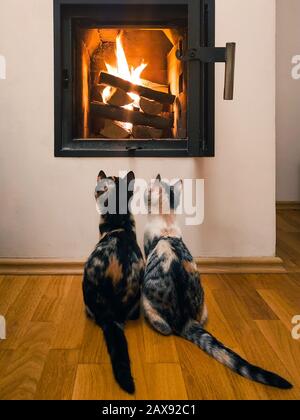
[{"xmin": 103, "ymin": 34, "xmax": 147, "ymax": 131}]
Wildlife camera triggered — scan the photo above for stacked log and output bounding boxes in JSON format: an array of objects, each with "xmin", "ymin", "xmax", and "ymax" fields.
[{"xmin": 90, "ymin": 72, "xmax": 175, "ymax": 139}]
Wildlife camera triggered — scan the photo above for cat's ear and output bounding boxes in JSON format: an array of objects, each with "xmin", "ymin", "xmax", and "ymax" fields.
[
  {"xmin": 98, "ymin": 170, "xmax": 107, "ymax": 181},
  {"xmin": 125, "ymin": 171, "xmax": 135, "ymax": 182},
  {"xmin": 126, "ymin": 171, "xmax": 135, "ymax": 189},
  {"xmin": 156, "ymin": 174, "xmax": 161, "ymax": 182},
  {"xmin": 171, "ymin": 179, "xmax": 183, "ymax": 209},
  {"xmin": 172, "ymin": 179, "xmax": 183, "ymax": 195}
]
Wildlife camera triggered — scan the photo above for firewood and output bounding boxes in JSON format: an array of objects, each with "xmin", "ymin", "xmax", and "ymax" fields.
[
  {"xmin": 91, "ymin": 85, "xmax": 103, "ymax": 103},
  {"xmin": 91, "ymin": 115, "xmax": 105, "ymax": 134},
  {"xmin": 100, "ymin": 120, "xmax": 131, "ymax": 139},
  {"xmin": 140, "ymin": 97, "xmax": 163, "ymax": 115},
  {"xmin": 140, "ymin": 79, "xmax": 169, "ymax": 93},
  {"xmin": 91, "ymin": 102, "xmax": 173, "ymax": 130},
  {"xmin": 99, "ymin": 72, "xmax": 176, "ymax": 105},
  {"xmin": 132, "ymin": 126, "xmax": 163, "ymax": 139},
  {"xmin": 106, "ymin": 88, "xmax": 134, "ymax": 107}
]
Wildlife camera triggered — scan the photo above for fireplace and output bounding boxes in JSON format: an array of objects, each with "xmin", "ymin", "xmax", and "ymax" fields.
[{"xmin": 54, "ymin": 0, "xmax": 235, "ymax": 157}]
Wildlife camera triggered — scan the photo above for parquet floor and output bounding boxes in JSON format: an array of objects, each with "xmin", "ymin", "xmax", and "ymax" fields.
[{"xmin": 0, "ymin": 209, "xmax": 299, "ymax": 400}]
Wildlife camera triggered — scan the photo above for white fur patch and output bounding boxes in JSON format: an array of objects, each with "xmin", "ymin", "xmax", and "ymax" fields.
[{"xmin": 144, "ymin": 216, "xmax": 182, "ymax": 244}]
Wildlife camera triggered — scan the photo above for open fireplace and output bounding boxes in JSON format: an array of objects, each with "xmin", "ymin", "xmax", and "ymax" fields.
[{"xmin": 54, "ymin": 0, "xmax": 235, "ymax": 157}]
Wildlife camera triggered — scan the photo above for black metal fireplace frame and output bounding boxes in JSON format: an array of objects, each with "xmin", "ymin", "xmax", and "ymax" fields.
[{"xmin": 54, "ymin": 0, "xmax": 216, "ymax": 157}]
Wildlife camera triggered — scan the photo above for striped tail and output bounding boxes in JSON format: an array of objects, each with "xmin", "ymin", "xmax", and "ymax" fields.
[
  {"xmin": 181, "ymin": 320, "xmax": 292, "ymax": 390},
  {"xmin": 101, "ymin": 321, "xmax": 135, "ymax": 394}
]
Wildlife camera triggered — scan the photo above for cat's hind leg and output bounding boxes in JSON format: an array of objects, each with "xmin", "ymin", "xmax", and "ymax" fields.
[{"xmin": 142, "ymin": 296, "xmax": 172, "ymax": 336}]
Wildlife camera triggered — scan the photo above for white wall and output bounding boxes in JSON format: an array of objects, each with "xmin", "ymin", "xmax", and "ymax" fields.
[
  {"xmin": 0, "ymin": 0, "xmax": 276, "ymax": 259},
  {"xmin": 276, "ymin": 0, "xmax": 300, "ymax": 201}
]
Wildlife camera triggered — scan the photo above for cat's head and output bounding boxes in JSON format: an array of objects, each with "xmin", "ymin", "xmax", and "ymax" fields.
[
  {"xmin": 95, "ymin": 170, "xmax": 135, "ymax": 217},
  {"xmin": 147, "ymin": 174, "xmax": 182, "ymax": 214}
]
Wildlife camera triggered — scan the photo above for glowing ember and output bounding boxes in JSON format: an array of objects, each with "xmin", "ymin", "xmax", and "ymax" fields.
[{"xmin": 103, "ymin": 34, "xmax": 147, "ymax": 131}]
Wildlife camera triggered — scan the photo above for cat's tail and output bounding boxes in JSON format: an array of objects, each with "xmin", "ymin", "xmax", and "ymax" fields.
[
  {"xmin": 101, "ymin": 320, "xmax": 135, "ymax": 394},
  {"xmin": 181, "ymin": 320, "xmax": 293, "ymax": 390}
]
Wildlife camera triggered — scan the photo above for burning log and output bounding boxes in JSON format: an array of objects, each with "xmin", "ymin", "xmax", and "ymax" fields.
[
  {"xmin": 91, "ymin": 102, "xmax": 173, "ymax": 130},
  {"xmin": 132, "ymin": 126, "xmax": 163, "ymax": 139},
  {"xmin": 91, "ymin": 85, "xmax": 103, "ymax": 103},
  {"xmin": 140, "ymin": 97, "xmax": 163, "ymax": 116},
  {"xmin": 106, "ymin": 87, "xmax": 134, "ymax": 107},
  {"xmin": 99, "ymin": 72, "xmax": 176, "ymax": 105},
  {"xmin": 140, "ymin": 79, "xmax": 169, "ymax": 94},
  {"xmin": 101, "ymin": 120, "xmax": 131, "ymax": 139}
]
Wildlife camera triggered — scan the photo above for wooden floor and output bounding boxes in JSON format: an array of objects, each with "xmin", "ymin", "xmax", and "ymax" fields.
[
  {"xmin": 0, "ymin": 209, "xmax": 299, "ymax": 400},
  {"xmin": 277, "ymin": 207, "xmax": 300, "ymax": 272}
]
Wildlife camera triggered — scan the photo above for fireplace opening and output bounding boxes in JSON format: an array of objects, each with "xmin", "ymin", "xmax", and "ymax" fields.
[
  {"xmin": 54, "ymin": 0, "xmax": 235, "ymax": 157},
  {"xmin": 76, "ymin": 27, "xmax": 188, "ymax": 141}
]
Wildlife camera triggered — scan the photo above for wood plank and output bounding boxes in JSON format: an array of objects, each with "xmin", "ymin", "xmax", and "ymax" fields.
[
  {"xmin": 0, "ymin": 276, "xmax": 28, "ymax": 315},
  {"xmin": 276, "ymin": 202, "xmax": 300, "ymax": 211},
  {"xmin": 257, "ymin": 289, "xmax": 299, "ymax": 331},
  {"xmin": 204, "ymin": 289, "xmax": 242, "ymax": 351},
  {"xmin": 35, "ymin": 350, "xmax": 79, "ymax": 400},
  {"xmin": 142, "ymin": 320, "xmax": 179, "ymax": 364},
  {"xmin": 238, "ymin": 273, "xmax": 298, "ymax": 292},
  {"xmin": 79, "ymin": 318, "xmax": 106, "ymax": 364},
  {"xmin": 256, "ymin": 320, "xmax": 300, "ymax": 389},
  {"xmin": 201, "ymin": 274, "xmax": 231, "ymax": 291},
  {"xmin": 277, "ymin": 211, "xmax": 299, "ymax": 233},
  {"xmin": 144, "ymin": 363, "xmax": 188, "ymax": 400},
  {"xmin": 0, "ymin": 271, "xmax": 299, "ymax": 399},
  {"xmin": 177, "ymin": 289, "xmax": 265, "ymax": 400},
  {"xmin": 0, "ymin": 350, "xmax": 13, "ymax": 379},
  {"xmin": 212, "ymin": 289, "xmax": 258, "ymax": 322},
  {"xmin": 125, "ymin": 320, "xmax": 149, "ymax": 400},
  {"xmin": 52, "ymin": 276, "xmax": 86, "ymax": 350},
  {"xmin": 72, "ymin": 364, "xmax": 134, "ymax": 400},
  {"xmin": 0, "ymin": 322, "xmax": 55, "ymax": 400},
  {"xmin": 234, "ymin": 321, "xmax": 297, "ymax": 401},
  {"xmin": 176, "ymin": 337, "xmax": 260, "ymax": 400},
  {"xmin": 213, "ymin": 291, "xmax": 296, "ymax": 400},
  {"xmin": 278, "ymin": 232, "xmax": 300, "ymax": 261},
  {"xmin": 31, "ymin": 276, "xmax": 73, "ymax": 324},
  {"xmin": 0, "ymin": 276, "xmax": 50, "ymax": 350},
  {"xmin": 216, "ymin": 274, "xmax": 279, "ymax": 321}
]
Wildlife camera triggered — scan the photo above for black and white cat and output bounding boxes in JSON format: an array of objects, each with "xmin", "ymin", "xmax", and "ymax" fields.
[
  {"xmin": 142, "ymin": 175, "xmax": 292, "ymax": 390},
  {"xmin": 83, "ymin": 171, "xmax": 144, "ymax": 394}
]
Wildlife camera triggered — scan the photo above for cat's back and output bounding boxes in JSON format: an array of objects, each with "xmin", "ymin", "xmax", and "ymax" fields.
[
  {"xmin": 147, "ymin": 236, "xmax": 193, "ymax": 262},
  {"xmin": 145, "ymin": 236, "xmax": 194, "ymax": 279},
  {"xmin": 85, "ymin": 231, "xmax": 143, "ymax": 284}
]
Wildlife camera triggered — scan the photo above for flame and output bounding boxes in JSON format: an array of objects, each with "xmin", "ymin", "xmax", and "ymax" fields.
[{"xmin": 103, "ymin": 34, "xmax": 147, "ymax": 131}]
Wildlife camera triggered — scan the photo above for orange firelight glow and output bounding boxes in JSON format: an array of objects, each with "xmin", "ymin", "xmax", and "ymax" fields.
[{"xmin": 102, "ymin": 34, "xmax": 147, "ymax": 131}]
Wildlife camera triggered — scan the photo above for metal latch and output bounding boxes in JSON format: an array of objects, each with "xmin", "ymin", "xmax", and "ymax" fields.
[{"xmin": 176, "ymin": 43, "xmax": 236, "ymax": 100}]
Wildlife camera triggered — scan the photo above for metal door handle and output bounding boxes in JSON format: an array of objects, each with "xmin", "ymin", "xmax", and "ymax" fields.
[
  {"xmin": 176, "ymin": 42, "xmax": 236, "ymax": 100},
  {"xmin": 224, "ymin": 43, "xmax": 236, "ymax": 100}
]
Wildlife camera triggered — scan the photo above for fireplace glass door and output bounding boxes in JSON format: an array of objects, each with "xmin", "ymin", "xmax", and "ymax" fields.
[{"xmin": 54, "ymin": 0, "xmax": 233, "ymax": 157}]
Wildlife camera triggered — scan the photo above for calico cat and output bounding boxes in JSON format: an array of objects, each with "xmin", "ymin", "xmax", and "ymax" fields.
[
  {"xmin": 142, "ymin": 175, "xmax": 292, "ymax": 390},
  {"xmin": 83, "ymin": 171, "xmax": 144, "ymax": 394}
]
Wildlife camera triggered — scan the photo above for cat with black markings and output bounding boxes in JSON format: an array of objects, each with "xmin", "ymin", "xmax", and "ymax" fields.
[
  {"xmin": 142, "ymin": 175, "xmax": 293, "ymax": 390},
  {"xmin": 83, "ymin": 171, "xmax": 144, "ymax": 394}
]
